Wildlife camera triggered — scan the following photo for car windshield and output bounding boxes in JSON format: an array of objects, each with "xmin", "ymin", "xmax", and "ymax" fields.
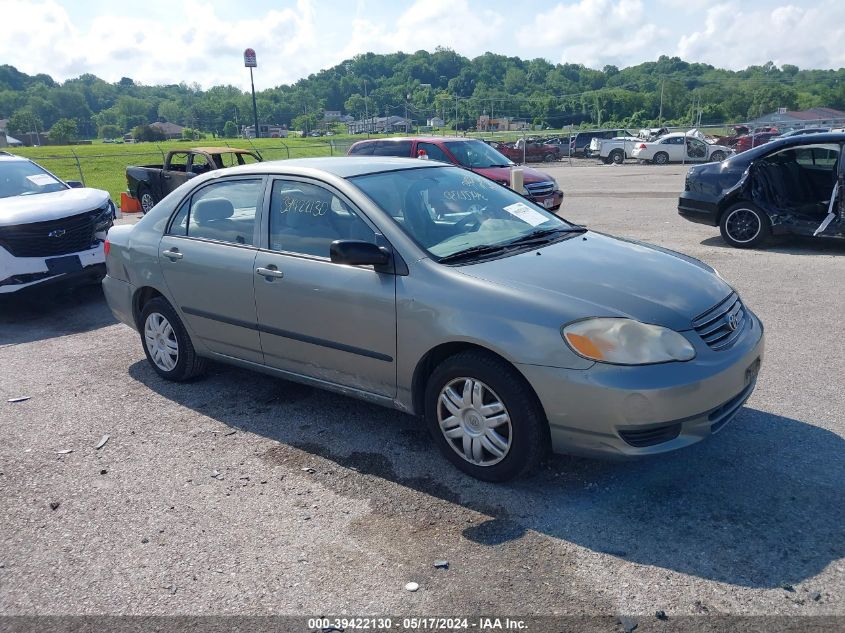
[
  {"xmin": 351, "ymin": 166, "xmax": 578, "ymax": 260},
  {"xmin": 444, "ymin": 140, "xmax": 513, "ymax": 168},
  {"xmin": 0, "ymin": 160, "xmax": 66, "ymax": 198}
]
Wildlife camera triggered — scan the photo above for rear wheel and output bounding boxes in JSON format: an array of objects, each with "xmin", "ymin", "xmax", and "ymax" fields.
[
  {"xmin": 710, "ymin": 151, "xmax": 726, "ymax": 162},
  {"xmin": 140, "ymin": 297, "xmax": 207, "ymax": 381},
  {"xmin": 653, "ymin": 151, "xmax": 670, "ymax": 165},
  {"xmin": 424, "ymin": 350, "xmax": 549, "ymax": 482},
  {"xmin": 609, "ymin": 149, "xmax": 625, "ymax": 164},
  {"xmin": 138, "ymin": 186, "xmax": 156, "ymax": 215},
  {"xmin": 543, "ymin": 153, "xmax": 556, "ymax": 162},
  {"xmin": 719, "ymin": 202, "xmax": 771, "ymax": 248}
]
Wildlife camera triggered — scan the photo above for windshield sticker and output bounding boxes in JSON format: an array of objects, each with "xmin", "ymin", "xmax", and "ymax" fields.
[
  {"xmin": 442, "ymin": 190, "xmax": 487, "ymax": 201},
  {"xmin": 26, "ymin": 174, "xmax": 57, "ymax": 186},
  {"xmin": 503, "ymin": 202, "xmax": 548, "ymax": 227},
  {"xmin": 282, "ymin": 196, "xmax": 328, "ymax": 216}
]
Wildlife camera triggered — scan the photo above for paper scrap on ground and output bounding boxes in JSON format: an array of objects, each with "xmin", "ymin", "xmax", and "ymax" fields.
[{"xmin": 503, "ymin": 202, "xmax": 548, "ymax": 227}]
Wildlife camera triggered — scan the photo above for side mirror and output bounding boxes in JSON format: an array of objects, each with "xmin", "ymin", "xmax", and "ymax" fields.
[
  {"xmin": 330, "ymin": 240, "xmax": 390, "ymax": 267},
  {"xmin": 66, "ymin": 180, "xmax": 84, "ymax": 189}
]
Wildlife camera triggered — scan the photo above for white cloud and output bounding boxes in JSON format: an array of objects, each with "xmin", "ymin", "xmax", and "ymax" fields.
[
  {"xmin": 676, "ymin": 1, "xmax": 845, "ymax": 70},
  {"xmin": 339, "ymin": 0, "xmax": 505, "ymax": 61},
  {"xmin": 516, "ymin": 0, "xmax": 670, "ymax": 68}
]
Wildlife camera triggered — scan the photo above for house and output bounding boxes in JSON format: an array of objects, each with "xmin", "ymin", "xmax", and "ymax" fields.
[
  {"xmin": 150, "ymin": 121, "xmax": 186, "ymax": 140},
  {"xmin": 476, "ymin": 115, "xmax": 530, "ymax": 132},
  {"xmin": 750, "ymin": 107, "xmax": 845, "ymax": 132},
  {"xmin": 242, "ymin": 123, "xmax": 288, "ymax": 138},
  {"xmin": 346, "ymin": 116, "xmax": 410, "ymax": 134},
  {"xmin": 427, "ymin": 116, "xmax": 445, "ymax": 128},
  {"xmin": 323, "ymin": 111, "xmax": 343, "ymax": 122}
]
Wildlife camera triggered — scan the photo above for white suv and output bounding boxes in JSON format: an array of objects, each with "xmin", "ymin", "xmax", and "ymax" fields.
[{"xmin": 0, "ymin": 153, "xmax": 114, "ymax": 294}]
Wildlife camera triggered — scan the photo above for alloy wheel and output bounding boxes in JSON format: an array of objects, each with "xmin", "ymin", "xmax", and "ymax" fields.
[
  {"xmin": 725, "ymin": 208, "xmax": 761, "ymax": 244},
  {"xmin": 144, "ymin": 312, "xmax": 179, "ymax": 372},
  {"xmin": 437, "ymin": 377, "xmax": 512, "ymax": 466},
  {"xmin": 140, "ymin": 192, "xmax": 156, "ymax": 214}
]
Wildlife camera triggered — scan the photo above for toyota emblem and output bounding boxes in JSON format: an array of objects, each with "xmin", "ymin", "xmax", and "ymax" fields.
[
  {"xmin": 727, "ymin": 313, "xmax": 738, "ymax": 331},
  {"xmin": 48, "ymin": 229, "xmax": 66, "ymax": 238}
]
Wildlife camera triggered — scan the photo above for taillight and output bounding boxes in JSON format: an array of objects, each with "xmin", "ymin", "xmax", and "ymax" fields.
[{"xmin": 104, "ymin": 240, "xmax": 110, "ymax": 256}]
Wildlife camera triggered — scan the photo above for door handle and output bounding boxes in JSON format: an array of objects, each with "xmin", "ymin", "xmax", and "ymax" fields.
[
  {"xmin": 256, "ymin": 266, "xmax": 284, "ymax": 279},
  {"xmin": 162, "ymin": 248, "xmax": 183, "ymax": 260}
]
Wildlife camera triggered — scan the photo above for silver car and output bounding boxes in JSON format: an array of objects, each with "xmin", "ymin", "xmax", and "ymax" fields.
[{"xmin": 103, "ymin": 157, "xmax": 764, "ymax": 481}]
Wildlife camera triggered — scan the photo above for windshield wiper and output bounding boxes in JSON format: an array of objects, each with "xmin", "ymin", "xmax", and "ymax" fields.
[
  {"xmin": 504, "ymin": 226, "xmax": 587, "ymax": 247},
  {"xmin": 437, "ymin": 243, "xmax": 514, "ymax": 263}
]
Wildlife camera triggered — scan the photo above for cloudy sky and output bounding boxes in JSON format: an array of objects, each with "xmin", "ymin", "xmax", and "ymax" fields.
[{"xmin": 2, "ymin": 0, "xmax": 843, "ymax": 90}]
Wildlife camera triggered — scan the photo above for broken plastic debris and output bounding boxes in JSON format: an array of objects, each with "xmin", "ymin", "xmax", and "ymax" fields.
[
  {"xmin": 433, "ymin": 560, "xmax": 449, "ymax": 569},
  {"xmin": 55, "ymin": 449, "xmax": 73, "ymax": 455},
  {"xmin": 301, "ymin": 467, "xmax": 316, "ymax": 474},
  {"xmin": 7, "ymin": 397, "xmax": 30, "ymax": 403},
  {"xmin": 95, "ymin": 435, "xmax": 109, "ymax": 450},
  {"xmin": 404, "ymin": 581, "xmax": 419, "ymax": 592},
  {"xmin": 49, "ymin": 501, "xmax": 60, "ymax": 511}
]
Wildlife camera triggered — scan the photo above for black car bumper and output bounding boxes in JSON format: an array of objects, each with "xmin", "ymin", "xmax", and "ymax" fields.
[{"xmin": 678, "ymin": 192, "xmax": 719, "ymax": 226}]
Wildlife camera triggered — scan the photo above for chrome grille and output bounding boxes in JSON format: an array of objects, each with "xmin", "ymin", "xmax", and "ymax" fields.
[
  {"xmin": 524, "ymin": 181, "xmax": 555, "ymax": 197},
  {"xmin": 0, "ymin": 210, "xmax": 103, "ymax": 258},
  {"xmin": 692, "ymin": 292, "xmax": 747, "ymax": 351}
]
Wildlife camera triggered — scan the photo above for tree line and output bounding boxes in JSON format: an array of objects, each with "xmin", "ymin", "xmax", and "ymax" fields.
[{"xmin": 2, "ymin": 48, "xmax": 844, "ymax": 142}]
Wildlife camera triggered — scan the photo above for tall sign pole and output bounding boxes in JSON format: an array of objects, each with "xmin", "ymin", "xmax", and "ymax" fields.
[{"xmin": 244, "ymin": 48, "xmax": 259, "ymax": 139}]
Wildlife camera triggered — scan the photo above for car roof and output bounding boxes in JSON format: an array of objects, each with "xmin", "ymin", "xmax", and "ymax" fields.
[
  {"xmin": 351, "ymin": 136, "xmax": 485, "ymax": 145},
  {"xmin": 0, "ymin": 153, "xmax": 29, "ymax": 162},
  {"xmin": 211, "ymin": 156, "xmax": 445, "ymax": 179},
  {"xmin": 728, "ymin": 132, "xmax": 845, "ymax": 163}
]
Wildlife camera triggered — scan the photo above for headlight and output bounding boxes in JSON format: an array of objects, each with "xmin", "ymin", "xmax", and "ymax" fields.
[
  {"xmin": 521, "ymin": 186, "xmax": 531, "ymax": 196},
  {"xmin": 551, "ymin": 178, "xmax": 559, "ymax": 191},
  {"xmin": 562, "ymin": 318, "xmax": 695, "ymax": 365},
  {"xmin": 94, "ymin": 200, "xmax": 115, "ymax": 231}
]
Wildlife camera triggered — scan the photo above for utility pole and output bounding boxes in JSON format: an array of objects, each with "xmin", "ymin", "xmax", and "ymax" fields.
[
  {"xmin": 658, "ymin": 79, "xmax": 665, "ymax": 127},
  {"xmin": 363, "ymin": 80, "xmax": 369, "ymax": 139},
  {"xmin": 455, "ymin": 95, "xmax": 459, "ymax": 137}
]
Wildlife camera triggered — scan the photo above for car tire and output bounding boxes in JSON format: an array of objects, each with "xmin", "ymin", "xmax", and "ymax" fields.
[
  {"xmin": 710, "ymin": 151, "xmax": 726, "ymax": 162},
  {"xmin": 610, "ymin": 149, "xmax": 625, "ymax": 164},
  {"xmin": 138, "ymin": 186, "xmax": 156, "ymax": 215},
  {"xmin": 719, "ymin": 202, "xmax": 771, "ymax": 248},
  {"xmin": 140, "ymin": 297, "xmax": 207, "ymax": 381},
  {"xmin": 543, "ymin": 153, "xmax": 556, "ymax": 162},
  {"xmin": 653, "ymin": 152, "xmax": 670, "ymax": 165},
  {"xmin": 424, "ymin": 350, "xmax": 549, "ymax": 482}
]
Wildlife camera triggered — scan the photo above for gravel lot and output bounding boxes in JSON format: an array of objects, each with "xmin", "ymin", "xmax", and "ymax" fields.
[{"xmin": 1, "ymin": 162, "xmax": 843, "ymax": 619}]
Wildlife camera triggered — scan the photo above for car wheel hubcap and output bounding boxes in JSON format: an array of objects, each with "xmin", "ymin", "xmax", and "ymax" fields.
[
  {"xmin": 726, "ymin": 208, "xmax": 761, "ymax": 243},
  {"xmin": 437, "ymin": 377, "xmax": 512, "ymax": 466},
  {"xmin": 144, "ymin": 312, "xmax": 178, "ymax": 371},
  {"xmin": 140, "ymin": 193, "xmax": 155, "ymax": 213}
]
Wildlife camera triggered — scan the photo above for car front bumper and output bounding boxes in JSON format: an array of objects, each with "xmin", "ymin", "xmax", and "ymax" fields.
[
  {"xmin": 517, "ymin": 312, "xmax": 765, "ymax": 458},
  {"xmin": 529, "ymin": 190, "xmax": 564, "ymax": 211},
  {"xmin": 0, "ymin": 244, "xmax": 106, "ymax": 294}
]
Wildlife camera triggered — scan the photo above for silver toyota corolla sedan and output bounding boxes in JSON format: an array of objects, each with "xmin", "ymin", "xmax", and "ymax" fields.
[{"xmin": 103, "ymin": 157, "xmax": 764, "ymax": 481}]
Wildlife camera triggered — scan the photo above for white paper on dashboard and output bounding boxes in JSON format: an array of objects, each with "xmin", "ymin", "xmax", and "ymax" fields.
[
  {"xmin": 503, "ymin": 202, "xmax": 548, "ymax": 227},
  {"xmin": 26, "ymin": 174, "xmax": 57, "ymax": 186}
]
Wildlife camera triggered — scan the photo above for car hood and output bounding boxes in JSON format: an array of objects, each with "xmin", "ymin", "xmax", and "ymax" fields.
[
  {"xmin": 456, "ymin": 232, "xmax": 732, "ymax": 331},
  {"xmin": 0, "ymin": 188, "xmax": 110, "ymax": 227},
  {"xmin": 472, "ymin": 165, "xmax": 556, "ymax": 185}
]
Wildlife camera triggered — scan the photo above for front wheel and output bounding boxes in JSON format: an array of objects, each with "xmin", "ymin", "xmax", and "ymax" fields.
[
  {"xmin": 710, "ymin": 151, "xmax": 726, "ymax": 162},
  {"xmin": 719, "ymin": 202, "xmax": 771, "ymax": 248},
  {"xmin": 653, "ymin": 151, "xmax": 670, "ymax": 165},
  {"xmin": 140, "ymin": 297, "xmax": 207, "ymax": 381},
  {"xmin": 543, "ymin": 153, "xmax": 556, "ymax": 162},
  {"xmin": 424, "ymin": 350, "xmax": 549, "ymax": 482}
]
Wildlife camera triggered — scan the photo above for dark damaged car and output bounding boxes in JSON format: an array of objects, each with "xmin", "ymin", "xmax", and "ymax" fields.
[{"xmin": 678, "ymin": 133, "xmax": 845, "ymax": 248}]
